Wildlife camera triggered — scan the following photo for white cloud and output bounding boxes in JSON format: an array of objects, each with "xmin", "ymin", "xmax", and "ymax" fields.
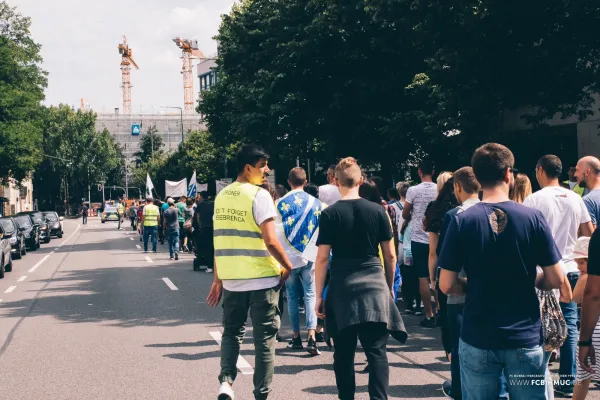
[{"xmin": 11, "ymin": 0, "xmax": 236, "ymax": 112}]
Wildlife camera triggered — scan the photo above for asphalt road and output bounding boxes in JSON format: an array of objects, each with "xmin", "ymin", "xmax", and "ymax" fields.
[{"xmin": 0, "ymin": 217, "xmax": 595, "ymax": 400}]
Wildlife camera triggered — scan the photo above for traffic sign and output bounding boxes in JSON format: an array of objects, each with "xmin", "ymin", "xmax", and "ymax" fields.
[{"xmin": 131, "ymin": 124, "xmax": 141, "ymax": 136}]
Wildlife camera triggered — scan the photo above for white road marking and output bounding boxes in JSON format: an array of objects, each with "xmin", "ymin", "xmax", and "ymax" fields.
[
  {"xmin": 54, "ymin": 248, "xmax": 59, "ymax": 251},
  {"xmin": 4, "ymin": 286, "xmax": 16, "ymax": 294},
  {"xmin": 60, "ymin": 224, "xmax": 80, "ymax": 247},
  {"xmin": 145, "ymin": 256, "xmax": 153, "ymax": 263},
  {"xmin": 129, "ymin": 237, "xmax": 134, "ymax": 241},
  {"xmin": 17, "ymin": 276, "xmax": 27, "ymax": 282},
  {"xmin": 0, "ymin": 299, "xmax": 3, "ymax": 303},
  {"xmin": 136, "ymin": 245, "xmax": 141, "ymax": 249},
  {"xmin": 29, "ymin": 255, "xmax": 50, "ymax": 273},
  {"xmin": 161, "ymin": 278, "xmax": 178, "ymax": 291},
  {"xmin": 209, "ymin": 331, "xmax": 254, "ymax": 375}
]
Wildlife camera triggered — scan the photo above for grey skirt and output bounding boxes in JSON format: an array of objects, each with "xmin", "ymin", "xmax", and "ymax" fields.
[{"xmin": 325, "ymin": 260, "xmax": 408, "ymax": 344}]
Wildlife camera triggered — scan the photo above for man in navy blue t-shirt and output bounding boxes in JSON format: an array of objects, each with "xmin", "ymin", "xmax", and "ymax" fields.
[{"xmin": 439, "ymin": 143, "xmax": 564, "ymax": 400}]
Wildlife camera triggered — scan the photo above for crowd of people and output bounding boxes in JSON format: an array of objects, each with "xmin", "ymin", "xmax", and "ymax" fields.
[{"xmin": 199, "ymin": 143, "xmax": 600, "ymax": 400}]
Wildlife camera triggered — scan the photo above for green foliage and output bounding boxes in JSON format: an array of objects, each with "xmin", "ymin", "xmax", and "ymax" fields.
[
  {"xmin": 0, "ymin": 1, "xmax": 47, "ymax": 183},
  {"xmin": 34, "ymin": 105, "xmax": 125, "ymax": 211},
  {"xmin": 201, "ymin": 0, "xmax": 600, "ymax": 176},
  {"xmin": 134, "ymin": 125, "xmax": 164, "ymax": 164}
]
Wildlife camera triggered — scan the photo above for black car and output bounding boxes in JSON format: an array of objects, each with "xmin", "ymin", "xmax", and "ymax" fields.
[
  {"xmin": 18, "ymin": 211, "xmax": 50, "ymax": 243},
  {"xmin": 0, "ymin": 217, "xmax": 26, "ymax": 259},
  {"xmin": 0, "ymin": 226, "xmax": 13, "ymax": 278},
  {"xmin": 42, "ymin": 211, "xmax": 63, "ymax": 238},
  {"xmin": 13, "ymin": 214, "xmax": 40, "ymax": 251}
]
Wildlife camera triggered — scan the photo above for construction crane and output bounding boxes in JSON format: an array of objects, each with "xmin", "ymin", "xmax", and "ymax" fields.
[
  {"xmin": 173, "ymin": 37, "xmax": 206, "ymax": 114},
  {"xmin": 118, "ymin": 35, "xmax": 139, "ymax": 114}
]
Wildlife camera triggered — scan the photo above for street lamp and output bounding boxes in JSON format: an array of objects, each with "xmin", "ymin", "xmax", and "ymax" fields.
[{"xmin": 161, "ymin": 106, "xmax": 184, "ymax": 145}]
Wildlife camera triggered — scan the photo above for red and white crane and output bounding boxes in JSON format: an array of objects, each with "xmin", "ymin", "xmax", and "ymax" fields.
[
  {"xmin": 173, "ymin": 37, "xmax": 206, "ymax": 114},
  {"xmin": 118, "ymin": 35, "xmax": 139, "ymax": 114}
]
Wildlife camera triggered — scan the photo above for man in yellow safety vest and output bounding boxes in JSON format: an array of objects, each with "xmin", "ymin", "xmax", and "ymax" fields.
[
  {"xmin": 141, "ymin": 197, "xmax": 160, "ymax": 253},
  {"xmin": 207, "ymin": 144, "xmax": 292, "ymax": 400}
]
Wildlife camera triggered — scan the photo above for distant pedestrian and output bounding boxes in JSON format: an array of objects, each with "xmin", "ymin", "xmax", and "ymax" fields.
[
  {"xmin": 510, "ymin": 173, "xmax": 532, "ymax": 203},
  {"xmin": 129, "ymin": 202, "xmax": 138, "ymax": 229},
  {"xmin": 141, "ymin": 197, "xmax": 160, "ymax": 253},
  {"xmin": 576, "ymin": 156, "xmax": 600, "ymax": 228},
  {"xmin": 274, "ymin": 184, "xmax": 288, "ymax": 203},
  {"xmin": 183, "ymin": 198, "xmax": 194, "ymax": 253},
  {"xmin": 193, "ymin": 191, "xmax": 214, "ymax": 272},
  {"xmin": 81, "ymin": 202, "xmax": 88, "ymax": 225},
  {"xmin": 402, "ymin": 159, "xmax": 438, "ymax": 328},
  {"xmin": 319, "ymin": 165, "xmax": 342, "ymax": 206},
  {"xmin": 176, "ymin": 196, "xmax": 187, "ymax": 250},
  {"xmin": 162, "ymin": 198, "xmax": 180, "ymax": 260},
  {"xmin": 304, "ymin": 183, "xmax": 319, "ymax": 198}
]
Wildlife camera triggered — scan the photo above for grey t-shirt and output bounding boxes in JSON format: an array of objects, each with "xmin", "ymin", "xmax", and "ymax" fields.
[
  {"xmin": 584, "ymin": 189, "xmax": 600, "ymax": 226},
  {"xmin": 163, "ymin": 207, "xmax": 180, "ymax": 233}
]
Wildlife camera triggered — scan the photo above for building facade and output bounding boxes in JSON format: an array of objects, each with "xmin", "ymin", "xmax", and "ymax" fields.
[
  {"xmin": 197, "ymin": 58, "xmax": 217, "ymax": 117},
  {"xmin": 1, "ymin": 178, "xmax": 34, "ymax": 216},
  {"xmin": 95, "ymin": 113, "xmax": 206, "ymax": 161}
]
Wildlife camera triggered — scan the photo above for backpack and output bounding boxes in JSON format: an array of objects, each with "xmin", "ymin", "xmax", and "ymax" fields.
[{"xmin": 537, "ymin": 290, "xmax": 567, "ymax": 351}]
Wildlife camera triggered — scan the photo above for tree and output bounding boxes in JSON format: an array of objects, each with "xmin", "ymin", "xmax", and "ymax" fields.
[
  {"xmin": 0, "ymin": 1, "xmax": 47, "ymax": 184},
  {"xmin": 134, "ymin": 125, "xmax": 163, "ymax": 164},
  {"xmin": 34, "ymin": 105, "xmax": 125, "ymax": 212}
]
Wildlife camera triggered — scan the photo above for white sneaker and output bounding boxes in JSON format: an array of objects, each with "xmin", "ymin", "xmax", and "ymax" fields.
[
  {"xmin": 217, "ymin": 382, "xmax": 235, "ymax": 400},
  {"xmin": 206, "ymin": 268, "xmax": 214, "ymax": 273}
]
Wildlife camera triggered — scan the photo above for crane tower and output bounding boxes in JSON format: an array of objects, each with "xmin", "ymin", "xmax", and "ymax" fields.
[
  {"xmin": 173, "ymin": 37, "xmax": 206, "ymax": 114},
  {"xmin": 118, "ymin": 35, "xmax": 139, "ymax": 114}
]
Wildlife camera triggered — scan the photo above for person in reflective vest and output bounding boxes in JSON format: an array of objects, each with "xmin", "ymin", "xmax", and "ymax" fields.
[
  {"xmin": 141, "ymin": 197, "xmax": 160, "ymax": 253},
  {"xmin": 207, "ymin": 144, "xmax": 292, "ymax": 400}
]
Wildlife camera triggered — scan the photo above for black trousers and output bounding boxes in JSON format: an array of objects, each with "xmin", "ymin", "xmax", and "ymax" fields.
[
  {"xmin": 334, "ymin": 322, "xmax": 389, "ymax": 400},
  {"xmin": 197, "ymin": 227, "xmax": 214, "ymax": 266}
]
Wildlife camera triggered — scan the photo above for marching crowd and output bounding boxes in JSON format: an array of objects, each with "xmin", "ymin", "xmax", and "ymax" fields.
[{"xmin": 198, "ymin": 143, "xmax": 600, "ymax": 400}]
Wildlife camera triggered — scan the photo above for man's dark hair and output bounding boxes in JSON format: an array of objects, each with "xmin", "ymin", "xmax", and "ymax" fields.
[
  {"xmin": 387, "ymin": 188, "xmax": 399, "ymax": 200},
  {"xmin": 199, "ymin": 190, "xmax": 209, "ymax": 199},
  {"xmin": 399, "ymin": 184, "xmax": 409, "ymax": 198},
  {"xmin": 453, "ymin": 166, "xmax": 481, "ymax": 194},
  {"xmin": 235, "ymin": 144, "xmax": 269, "ymax": 175},
  {"xmin": 419, "ymin": 159, "xmax": 434, "ymax": 175},
  {"xmin": 471, "ymin": 143, "xmax": 515, "ymax": 187},
  {"xmin": 359, "ymin": 179, "xmax": 383, "ymax": 204},
  {"xmin": 288, "ymin": 167, "xmax": 307, "ymax": 187},
  {"xmin": 328, "ymin": 165, "xmax": 337, "ymax": 173},
  {"xmin": 537, "ymin": 154, "xmax": 562, "ymax": 179},
  {"xmin": 304, "ymin": 183, "xmax": 319, "ymax": 198}
]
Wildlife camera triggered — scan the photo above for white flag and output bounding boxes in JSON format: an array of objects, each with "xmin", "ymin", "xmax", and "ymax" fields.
[
  {"xmin": 145, "ymin": 173, "xmax": 155, "ymax": 198},
  {"xmin": 165, "ymin": 178, "xmax": 188, "ymax": 197},
  {"xmin": 187, "ymin": 170, "xmax": 197, "ymax": 198}
]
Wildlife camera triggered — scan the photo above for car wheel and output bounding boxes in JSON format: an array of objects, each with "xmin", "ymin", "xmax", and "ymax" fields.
[
  {"xmin": 0, "ymin": 257, "xmax": 4, "ymax": 279},
  {"xmin": 36, "ymin": 238, "xmax": 41, "ymax": 249},
  {"xmin": 5, "ymin": 254, "xmax": 12, "ymax": 272},
  {"xmin": 45, "ymin": 236, "xmax": 51, "ymax": 243},
  {"xmin": 21, "ymin": 243, "xmax": 26, "ymax": 256},
  {"xmin": 57, "ymin": 233, "xmax": 63, "ymax": 238},
  {"xmin": 14, "ymin": 247, "xmax": 22, "ymax": 260},
  {"xmin": 101, "ymin": 221, "xmax": 105, "ymax": 224}
]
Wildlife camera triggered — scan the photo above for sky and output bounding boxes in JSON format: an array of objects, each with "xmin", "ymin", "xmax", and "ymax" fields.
[{"xmin": 12, "ymin": 0, "xmax": 236, "ymax": 113}]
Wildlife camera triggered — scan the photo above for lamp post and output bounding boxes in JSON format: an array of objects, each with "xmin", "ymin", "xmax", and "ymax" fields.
[{"xmin": 161, "ymin": 106, "xmax": 184, "ymax": 145}]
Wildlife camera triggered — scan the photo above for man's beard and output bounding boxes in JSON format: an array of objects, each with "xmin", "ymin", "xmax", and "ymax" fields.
[{"xmin": 579, "ymin": 179, "xmax": 587, "ymax": 188}]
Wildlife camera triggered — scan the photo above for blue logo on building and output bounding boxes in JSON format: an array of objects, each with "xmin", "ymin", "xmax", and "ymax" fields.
[{"xmin": 131, "ymin": 124, "xmax": 141, "ymax": 136}]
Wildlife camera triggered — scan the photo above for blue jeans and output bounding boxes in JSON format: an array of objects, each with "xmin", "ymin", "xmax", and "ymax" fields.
[
  {"xmin": 286, "ymin": 263, "xmax": 316, "ymax": 333},
  {"xmin": 167, "ymin": 230, "xmax": 179, "ymax": 258},
  {"xmin": 143, "ymin": 225, "xmax": 157, "ymax": 252},
  {"xmin": 448, "ymin": 305, "xmax": 507, "ymax": 400},
  {"xmin": 459, "ymin": 339, "xmax": 546, "ymax": 400},
  {"xmin": 558, "ymin": 300, "xmax": 578, "ymax": 393}
]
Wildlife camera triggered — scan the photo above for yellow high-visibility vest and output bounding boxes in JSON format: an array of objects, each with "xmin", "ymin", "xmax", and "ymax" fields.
[
  {"xmin": 563, "ymin": 181, "xmax": 584, "ymax": 196},
  {"xmin": 214, "ymin": 182, "xmax": 281, "ymax": 280},
  {"xmin": 143, "ymin": 204, "xmax": 159, "ymax": 227}
]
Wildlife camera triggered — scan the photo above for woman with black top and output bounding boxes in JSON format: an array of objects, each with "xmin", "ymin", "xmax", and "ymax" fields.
[{"xmin": 315, "ymin": 157, "xmax": 407, "ymax": 400}]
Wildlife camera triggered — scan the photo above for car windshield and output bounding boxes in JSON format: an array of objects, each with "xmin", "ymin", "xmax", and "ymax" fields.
[
  {"xmin": 0, "ymin": 219, "xmax": 15, "ymax": 231},
  {"xmin": 105, "ymin": 208, "xmax": 117, "ymax": 214},
  {"xmin": 43, "ymin": 213, "xmax": 57, "ymax": 221},
  {"xmin": 31, "ymin": 212, "xmax": 44, "ymax": 223},
  {"xmin": 15, "ymin": 216, "xmax": 32, "ymax": 228}
]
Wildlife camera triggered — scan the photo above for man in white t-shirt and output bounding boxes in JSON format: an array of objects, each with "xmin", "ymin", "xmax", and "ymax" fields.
[
  {"xmin": 319, "ymin": 164, "xmax": 341, "ymax": 206},
  {"xmin": 402, "ymin": 160, "xmax": 438, "ymax": 327},
  {"xmin": 207, "ymin": 144, "xmax": 293, "ymax": 400},
  {"xmin": 524, "ymin": 154, "xmax": 594, "ymax": 396}
]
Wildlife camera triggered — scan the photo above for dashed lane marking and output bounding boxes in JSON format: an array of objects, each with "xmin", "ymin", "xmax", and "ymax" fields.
[
  {"xmin": 129, "ymin": 237, "xmax": 134, "ymax": 241},
  {"xmin": 161, "ymin": 278, "xmax": 178, "ymax": 291},
  {"xmin": 17, "ymin": 276, "xmax": 26, "ymax": 282},
  {"xmin": 4, "ymin": 286, "xmax": 16, "ymax": 294},
  {"xmin": 136, "ymin": 245, "xmax": 141, "ymax": 249},
  {"xmin": 209, "ymin": 331, "xmax": 254, "ymax": 375},
  {"xmin": 28, "ymin": 255, "xmax": 50, "ymax": 273},
  {"xmin": 145, "ymin": 256, "xmax": 153, "ymax": 264}
]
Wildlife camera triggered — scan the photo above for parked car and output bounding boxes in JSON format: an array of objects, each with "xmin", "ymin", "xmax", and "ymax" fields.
[
  {"xmin": 0, "ymin": 228, "xmax": 12, "ymax": 278},
  {"xmin": 0, "ymin": 216, "xmax": 26, "ymax": 259},
  {"xmin": 17, "ymin": 211, "xmax": 50, "ymax": 243},
  {"xmin": 42, "ymin": 211, "xmax": 63, "ymax": 238},
  {"xmin": 101, "ymin": 207, "xmax": 120, "ymax": 223},
  {"xmin": 13, "ymin": 214, "xmax": 40, "ymax": 251}
]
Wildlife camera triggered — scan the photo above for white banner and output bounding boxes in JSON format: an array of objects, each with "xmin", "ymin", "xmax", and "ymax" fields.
[
  {"xmin": 165, "ymin": 178, "xmax": 188, "ymax": 197},
  {"xmin": 216, "ymin": 180, "xmax": 229, "ymax": 194},
  {"xmin": 197, "ymin": 183, "xmax": 208, "ymax": 193}
]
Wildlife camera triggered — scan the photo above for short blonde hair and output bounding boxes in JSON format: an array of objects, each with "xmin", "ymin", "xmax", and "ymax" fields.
[
  {"xmin": 335, "ymin": 157, "xmax": 362, "ymax": 188},
  {"xmin": 437, "ymin": 171, "xmax": 453, "ymax": 193},
  {"xmin": 511, "ymin": 173, "xmax": 532, "ymax": 203}
]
